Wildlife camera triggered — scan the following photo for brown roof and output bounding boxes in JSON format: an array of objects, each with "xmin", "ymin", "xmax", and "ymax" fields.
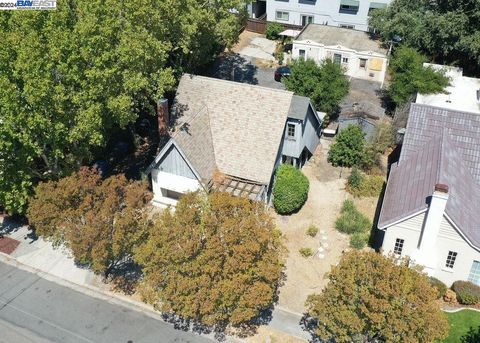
[
  {"xmin": 170, "ymin": 74, "xmax": 294, "ymax": 185},
  {"xmin": 379, "ymin": 104, "xmax": 480, "ymax": 247}
]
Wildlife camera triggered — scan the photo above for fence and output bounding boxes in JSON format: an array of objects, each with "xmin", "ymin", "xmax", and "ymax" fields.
[{"xmin": 245, "ymin": 16, "xmax": 303, "ymax": 35}]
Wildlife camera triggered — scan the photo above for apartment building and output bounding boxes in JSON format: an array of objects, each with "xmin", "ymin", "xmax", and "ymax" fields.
[{"xmin": 265, "ymin": 0, "xmax": 391, "ymax": 32}]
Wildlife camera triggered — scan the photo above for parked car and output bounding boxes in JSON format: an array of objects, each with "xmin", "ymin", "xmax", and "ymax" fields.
[{"xmin": 274, "ymin": 66, "xmax": 290, "ymax": 82}]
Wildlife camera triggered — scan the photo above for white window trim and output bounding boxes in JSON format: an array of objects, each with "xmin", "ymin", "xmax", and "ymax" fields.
[{"xmin": 276, "ymin": 10, "xmax": 289, "ymax": 21}]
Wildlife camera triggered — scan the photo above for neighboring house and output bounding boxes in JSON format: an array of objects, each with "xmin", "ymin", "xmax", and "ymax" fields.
[
  {"xmin": 146, "ymin": 74, "xmax": 322, "ymax": 207},
  {"xmin": 416, "ymin": 63, "xmax": 480, "ymax": 114},
  {"xmin": 338, "ymin": 99, "xmax": 386, "ymax": 140},
  {"xmin": 292, "ymin": 24, "xmax": 388, "ymax": 84},
  {"xmin": 265, "ymin": 0, "xmax": 391, "ymax": 32},
  {"xmin": 378, "ymin": 103, "xmax": 480, "ymax": 286}
]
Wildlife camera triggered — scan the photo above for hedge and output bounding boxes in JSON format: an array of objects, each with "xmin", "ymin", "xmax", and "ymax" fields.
[
  {"xmin": 429, "ymin": 277, "xmax": 448, "ymax": 299},
  {"xmin": 273, "ymin": 165, "xmax": 309, "ymax": 215},
  {"xmin": 452, "ymin": 281, "xmax": 480, "ymax": 305}
]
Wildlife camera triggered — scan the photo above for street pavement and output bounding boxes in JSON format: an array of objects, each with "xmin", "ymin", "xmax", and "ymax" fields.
[{"xmin": 0, "ymin": 262, "xmax": 212, "ymax": 343}]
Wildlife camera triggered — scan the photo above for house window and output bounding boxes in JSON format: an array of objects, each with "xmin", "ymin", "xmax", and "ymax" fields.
[
  {"xmin": 445, "ymin": 251, "xmax": 457, "ymax": 269},
  {"xmin": 468, "ymin": 260, "xmax": 480, "ymax": 285},
  {"xmin": 333, "ymin": 53, "xmax": 342, "ymax": 64},
  {"xmin": 342, "ymin": 57, "xmax": 349, "ymax": 63},
  {"xmin": 276, "ymin": 11, "xmax": 289, "ymax": 21},
  {"xmin": 339, "ymin": 3, "xmax": 359, "ymax": 14},
  {"xmin": 287, "ymin": 123, "xmax": 295, "ymax": 138},
  {"xmin": 394, "ymin": 238, "xmax": 404, "ymax": 255},
  {"xmin": 359, "ymin": 58, "xmax": 367, "ymax": 69},
  {"xmin": 299, "ymin": 49, "xmax": 306, "ymax": 60},
  {"xmin": 339, "ymin": 24, "xmax": 355, "ymax": 29},
  {"xmin": 301, "ymin": 15, "xmax": 314, "ymax": 26}
]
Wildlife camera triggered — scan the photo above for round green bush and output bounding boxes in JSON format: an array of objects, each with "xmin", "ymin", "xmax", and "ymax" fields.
[
  {"xmin": 273, "ymin": 165, "xmax": 309, "ymax": 215},
  {"xmin": 335, "ymin": 200, "xmax": 372, "ymax": 234},
  {"xmin": 266, "ymin": 22, "xmax": 284, "ymax": 40},
  {"xmin": 428, "ymin": 277, "xmax": 448, "ymax": 299},
  {"xmin": 452, "ymin": 281, "xmax": 480, "ymax": 305},
  {"xmin": 349, "ymin": 232, "xmax": 368, "ymax": 249}
]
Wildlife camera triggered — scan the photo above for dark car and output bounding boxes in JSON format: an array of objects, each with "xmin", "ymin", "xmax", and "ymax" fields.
[{"xmin": 274, "ymin": 66, "xmax": 291, "ymax": 82}]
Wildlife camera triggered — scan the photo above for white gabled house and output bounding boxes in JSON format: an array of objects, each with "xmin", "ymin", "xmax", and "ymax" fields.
[
  {"xmin": 378, "ymin": 103, "xmax": 480, "ymax": 286},
  {"xmin": 146, "ymin": 74, "xmax": 323, "ymax": 207},
  {"xmin": 292, "ymin": 24, "xmax": 388, "ymax": 84}
]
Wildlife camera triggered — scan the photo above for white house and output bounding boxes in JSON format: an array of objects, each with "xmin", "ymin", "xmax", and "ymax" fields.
[
  {"xmin": 265, "ymin": 0, "xmax": 391, "ymax": 32},
  {"xmin": 378, "ymin": 103, "xmax": 480, "ymax": 286},
  {"xmin": 416, "ymin": 63, "xmax": 480, "ymax": 114},
  {"xmin": 146, "ymin": 74, "xmax": 322, "ymax": 207},
  {"xmin": 292, "ymin": 24, "xmax": 388, "ymax": 84}
]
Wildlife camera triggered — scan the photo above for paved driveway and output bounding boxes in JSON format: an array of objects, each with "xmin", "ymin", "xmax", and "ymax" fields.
[
  {"xmin": 0, "ymin": 262, "xmax": 212, "ymax": 343},
  {"xmin": 206, "ymin": 53, "xmax": 285, "ymax": 90}
]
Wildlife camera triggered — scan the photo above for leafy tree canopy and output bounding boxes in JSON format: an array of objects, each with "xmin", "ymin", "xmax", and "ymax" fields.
[
  {"xmin": 389, "ymin": 46, "xmax": 450, "ymax": 106},
  {"xmin": 27, "ymin": 167, "xmax": 152, "ymax": 276},
  {"xmin": 283, "ymin": 58, "xmax": 349, "ymax": 115},
  {"xmin": 134, "ymin": 192, "xmax": 285, "ymax": 327},
  {"xmin": 0, "ymin": 0, "xmax": 248, "ymax": 214},
  {"xmin": 306, "ymin": 250, "xmax": 449, "ymax": 343},
  {"xmin": 369, "ymin": 0, "xmax": 480, "ymax": 75},
  {"xmin": 328, "ymin": 125, "xmax": 366, "ymax": 167}
]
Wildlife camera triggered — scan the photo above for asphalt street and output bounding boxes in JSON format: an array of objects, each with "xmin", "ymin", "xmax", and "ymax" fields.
[{"xmin": 0, "ymin": 262, "xmax": 212, "ymax": 343}]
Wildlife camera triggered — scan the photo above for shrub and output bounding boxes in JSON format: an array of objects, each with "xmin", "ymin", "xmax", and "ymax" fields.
[
  {"xmin": 429, "ymin": 277, "xmax": 448, "ymax": 299},
  {"xmin": 328, "ymin": 125, "xmax": 366, "ymax": 167},
  {"xmin": 266, "ymin": 22, "xmax": 284, "ymax": 40},
  {"xmin": 348, "ymin": 167, "xmax": 363, "ymax": 189},
  {"xmin": 335, "ymin": 200, "xmax": 372, "ymax": 234},
  {"xmin": 443, "ymin": 289, "xmax": 457, "ymax": 303},
  {"xmin": 306, "ymin": 225, "xmax": 319, "ymax": 237},
  {"xmin": 299, "ymin": 247, "xmax": 314, "ymax": 257},
  {"xmin": 350, "ymin": 232, "xmax": 368, "ymax": 249},
  {"xmin": 273, "ymin": 165, "xmax": 309, "ymax": 215},
  {"xmin": 347, "ymin": 172, "xmax": 385, "ymax": 198},
  {"xmin": 452, "ymin": 281, "xmax": 480, "ymax": 305}
]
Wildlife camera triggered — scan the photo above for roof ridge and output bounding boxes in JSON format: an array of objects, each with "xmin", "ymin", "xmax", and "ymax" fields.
[{"xmin": 182, "ymin": 73, "xmax": 295, "ymax": 96}]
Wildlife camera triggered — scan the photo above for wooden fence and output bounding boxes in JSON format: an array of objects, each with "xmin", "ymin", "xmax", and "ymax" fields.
[{"xmin": 245, "ymin": 16, "xmax": 303, "ymax": 35}]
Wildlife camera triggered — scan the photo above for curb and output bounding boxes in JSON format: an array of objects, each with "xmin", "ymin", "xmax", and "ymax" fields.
[
  {"xmin": 0, "ymin": 251, "xmax": 247, "ymax": 343},
  {"xmin": 442, "ymin": 307, "xmax": 480, "ymax": 313}
]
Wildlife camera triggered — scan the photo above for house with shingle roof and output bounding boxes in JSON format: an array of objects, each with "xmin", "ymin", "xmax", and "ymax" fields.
[
  {"xmin": 146, "ymin": 74, "xmax": 322, "ymax": 207},
  {"xmin": 378, "ymin": 103, "xmax": 480, "ymax": 286}
]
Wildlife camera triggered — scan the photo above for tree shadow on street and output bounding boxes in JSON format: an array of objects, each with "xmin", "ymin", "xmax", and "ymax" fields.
[{"xmin": 107, "ymin": 260, "xmax": 143, "ymax": 296}]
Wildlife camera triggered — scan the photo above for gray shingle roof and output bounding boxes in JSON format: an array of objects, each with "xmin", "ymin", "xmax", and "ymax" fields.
[
  {"xmin": 170, "ymin": 74, "xmax": 294, "ymax": 185},
  {"xmin": 288, "ymin": 95, "xmax": 311, "ymax": 120},
  {"xmin": 379, "ymin": 104, "xmax": 480, "ymax": 248},
  {"xmin": 172, "ymin": 106, "xmax": 216, "ymax": 182},
  {"xmin": 402, "ymin": 103, "xmax": 480, "ymax": 182},
  {"xmin": 296, "ymin": 24, "xmax": 387, "ymax": 55}
]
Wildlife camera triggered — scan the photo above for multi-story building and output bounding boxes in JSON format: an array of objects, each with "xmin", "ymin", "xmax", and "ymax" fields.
[{"xmin": 264, "ymin": 0, "xmax": 391, "ymax": 32}]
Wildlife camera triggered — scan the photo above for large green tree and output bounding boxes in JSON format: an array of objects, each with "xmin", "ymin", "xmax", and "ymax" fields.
[
  {"xmin": 369, "ymin": 0, "xmax": 480, "ymax": 74},
  {"xmin": 27, "ymin": 167, "xmax": 152, "ymax": 276},
  {"xmin": 389, "ymin": 46, "xmax": 450, "ymax": 106},
  {"xmin": 283, "ymin": 58, "xmax": 349, "ymax": 115},
  {"xmin": 134, "ymin": 192, "xmax": 285, "ymax": 327},
  {"xmin": 0, "ymin": 0, "xmax": 248, "ymax": 214},
  {"xmin": 306, "ymin": 251, "xmax": 449, "ymax": 343}
]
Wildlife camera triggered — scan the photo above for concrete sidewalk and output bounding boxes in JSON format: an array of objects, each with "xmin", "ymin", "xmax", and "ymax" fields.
[{"xmin": 0, "ymin": 220, "xmax": 310, "ymax": 342}]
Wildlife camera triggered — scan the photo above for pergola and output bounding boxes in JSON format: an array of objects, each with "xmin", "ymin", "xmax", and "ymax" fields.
[{"xmin": 209, "ymin": 175, "xmax": 266, "ymax": 201}]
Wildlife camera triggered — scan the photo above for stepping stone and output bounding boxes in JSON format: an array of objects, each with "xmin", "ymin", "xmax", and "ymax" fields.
[
  {"xmin": 321, "ymin": 235, "xmax": 328, "ymax": 241},
  {"xmin": 317, "ymin": 247, "xmax": 324, "ymax": 253},
  {"xmin": 320, "ymin": 230, "xmax": 326, "ymax": 234},
  {"xmin": 318, "ymin": 253, "xmax": 325, "ymax": 259},
  {"xmin": 323, "ymin": 242, "xmax": 329, "ymax": 248}
]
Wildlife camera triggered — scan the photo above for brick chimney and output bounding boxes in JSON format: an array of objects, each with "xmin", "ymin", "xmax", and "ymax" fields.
[
  {"xmin": 157, "ymin": 98, "xmax": 169, "ymax": 136},
  {"xmin": 413, "ymin": 183, "xmax": 449, "ymax": 275}
]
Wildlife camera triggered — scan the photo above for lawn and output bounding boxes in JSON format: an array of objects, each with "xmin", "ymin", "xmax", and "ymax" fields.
[{"xmin": 444, "ymin": 309, "xmax": 480, "ymax": 343}]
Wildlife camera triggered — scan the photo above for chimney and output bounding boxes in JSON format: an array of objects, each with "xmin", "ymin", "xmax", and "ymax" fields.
[
  {"xmin": 413, "ymin": 183, "xmax": 449, "ymax": 273},
  {"xmin": 157, "ymin": 98, "xmax": 169, "ymax": 136}
]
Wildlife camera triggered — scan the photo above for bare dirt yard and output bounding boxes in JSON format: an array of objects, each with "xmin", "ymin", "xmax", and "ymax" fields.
[{"xmin": 274, "ymin": 143, "xmax": 351, "ymax": 314}]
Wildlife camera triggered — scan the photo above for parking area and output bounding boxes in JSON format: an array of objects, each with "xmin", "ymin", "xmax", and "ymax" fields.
[{"xmin": 205, "ymin": 31, "xmax": 286, "ymax": 90}]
